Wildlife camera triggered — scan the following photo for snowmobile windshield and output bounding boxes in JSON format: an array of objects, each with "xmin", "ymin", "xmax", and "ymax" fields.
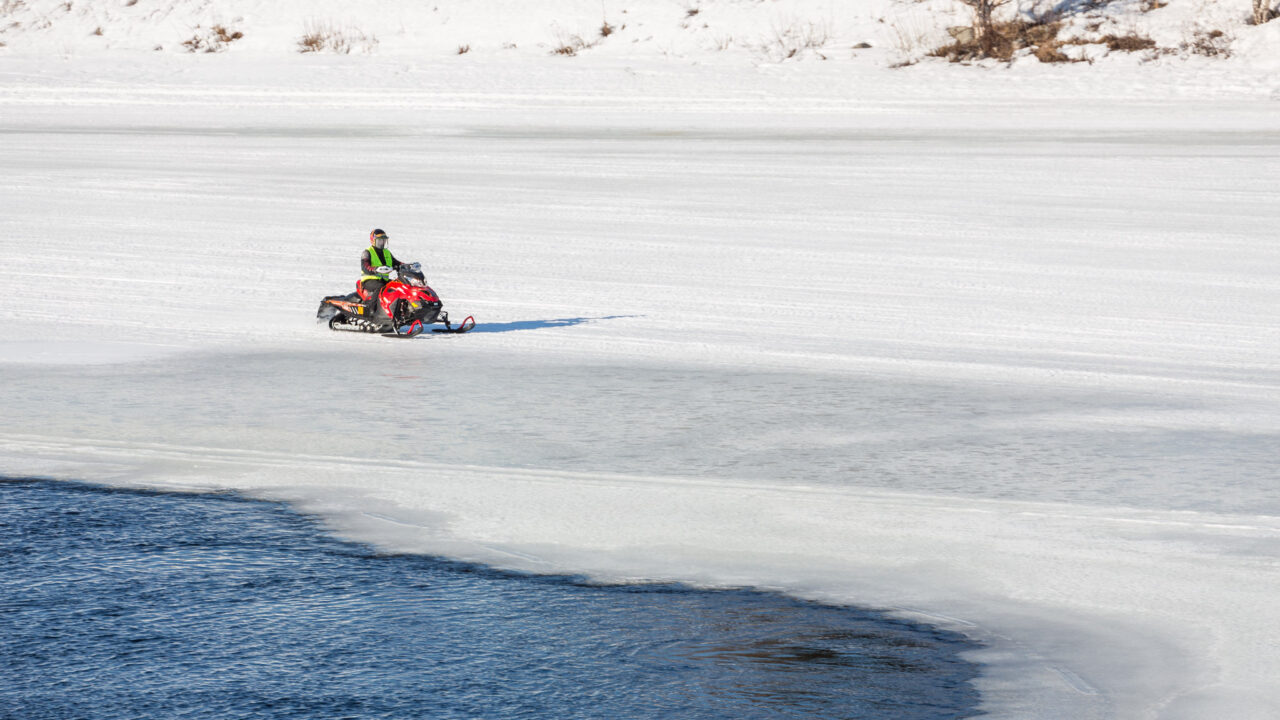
[{"xmin": 398, "ymin": 263, "xmax": 425, "ymax": 285}]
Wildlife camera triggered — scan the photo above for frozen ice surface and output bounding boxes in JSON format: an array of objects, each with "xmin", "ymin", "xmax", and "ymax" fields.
[{"xmin": 1, "ymin": 46, "xmax": 1278, "ymax": 720}]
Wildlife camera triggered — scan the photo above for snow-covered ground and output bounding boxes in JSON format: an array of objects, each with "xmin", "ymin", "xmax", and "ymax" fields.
[
  {"xmin": 3, "ymin": 0, "xmax": 1280, "ymax": 69},
  {"xmin": 2, "ymin": 1, "xmax": 1280, "ymax": 718}
]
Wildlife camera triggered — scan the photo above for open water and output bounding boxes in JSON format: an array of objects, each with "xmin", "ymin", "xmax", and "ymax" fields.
[{"xmin": 0, "ymin": 478, "xmax": 981, "ymax": 720}]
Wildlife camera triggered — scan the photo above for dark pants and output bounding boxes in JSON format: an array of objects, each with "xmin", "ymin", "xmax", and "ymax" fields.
[{"xmin": 361, "ymin": 279, "xmax": 387, "ymax": 317}]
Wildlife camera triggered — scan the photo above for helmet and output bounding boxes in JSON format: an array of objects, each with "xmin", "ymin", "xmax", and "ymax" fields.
[{"xmin": 370, "ymin": 228, "xmax": 388, "ymax": 249}]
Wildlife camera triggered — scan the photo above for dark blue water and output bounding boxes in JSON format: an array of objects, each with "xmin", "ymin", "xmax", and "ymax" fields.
[{"xmin": 0, "ymin": 479, "xmax": 982, "ymax": 720}]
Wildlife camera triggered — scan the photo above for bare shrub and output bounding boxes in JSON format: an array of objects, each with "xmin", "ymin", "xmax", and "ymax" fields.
[
  {"xmin": 1252, "ymin": 0, "xmax": 1276, "ymax": 24},
  {"xmin": 1183, "ymin": 28, "xmax": 1232, "ymax": 56},
  {"xmin": 297, "ymin": 21, "xmax": 378, "ymax": 54},
  {"xmin": 182, "ymin": 24, "xmax": 243, "ymax": 53},
  {"xmin": 456, "ymin": 44, "xmax": 470, "ymax": 55},
  {"xmin": 932, "ymin": 18, "xmax": 1078, "ymax": 62},
  {"xmin": 957, "ymin": 0, "xmax": 1012, "ymax": 56},
  {"xmin": 600, "ymin": 20, "xmax": 614, "ymax": 37},
  {"xmin": 945, "ymin": 0, "xmax": 1165, "ymax": 61}
]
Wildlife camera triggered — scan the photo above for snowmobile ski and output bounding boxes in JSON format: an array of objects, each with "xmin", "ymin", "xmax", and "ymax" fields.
[
  {"xmin": 432, "ymin": 315, "xmax": 475, "ymax": 334},
  {"xmin": 388, "ymin": 319, "xmax": 426, "ymax": 338}
]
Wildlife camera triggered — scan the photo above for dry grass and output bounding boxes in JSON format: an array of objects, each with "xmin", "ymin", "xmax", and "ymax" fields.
[
  {"xmin": 297, "ymin": 32, "xmax": 323, "ymax": 53},
  {"xmin": 1033, "ymin": 36, "xmax": 1072, "ymax": 63},
  {"xmin": 889, "ymin": 14, "xmax": 941, "ymax": 60},
  {"xmin": 456, "ymin": 43, "xmax": 470, "ymax": 55},
  {"xmin": 761, "ymin": 17, "xmax": 830, "ymax": 61},
  {"xmin": 297, "ymin": 22, "xmax": 378, "ymax": 54},
  {"xmin": 1098, "ymin": 33, "xmax": 1156, "ymax": 51},
  {"xmin": 926, "ymin": 0, "xmax": 1180, "ymax": 65},
  {"xmin": 930, "ymin": 18, "xmax": 1169, "ymax": 64},
  {"xmin": 931, "ymin": 19, "xmax": 1079, "ymax": 63},
  {"xmin": 1183, "ymin": 28, "xmax": 1231, "ymax": 57},
  {"xmin": 551, "ymin": 33, "xmax": 597, "ymax": 56},
  {"xmin": 182, "ymin": 24, "xmax": 243, "ymax": 53},
  {"xmin": 552, "ymin": 39, "xmax": 581, "ymax": 55}
]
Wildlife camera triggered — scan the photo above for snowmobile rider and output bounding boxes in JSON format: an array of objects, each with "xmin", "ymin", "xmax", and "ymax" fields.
[{"xmin": 360, "ymin": 228, "xmax": 408, "ymax": 316}]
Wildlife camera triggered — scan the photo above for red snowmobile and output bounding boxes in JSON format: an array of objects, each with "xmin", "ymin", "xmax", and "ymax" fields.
[{"xmin": 316, "ymin": 262, "xmax": 474, "ymax": 338}]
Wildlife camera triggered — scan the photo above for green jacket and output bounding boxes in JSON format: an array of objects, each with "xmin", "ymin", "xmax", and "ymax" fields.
[{"xmin": 361, "ymin": 246, "xmax": 397, "ymax": 282}]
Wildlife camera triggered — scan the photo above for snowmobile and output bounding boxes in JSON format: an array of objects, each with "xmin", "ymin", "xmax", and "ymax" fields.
[{"xmin": 316, "ymin": 262, "xmax": 474, "ymax": 338}]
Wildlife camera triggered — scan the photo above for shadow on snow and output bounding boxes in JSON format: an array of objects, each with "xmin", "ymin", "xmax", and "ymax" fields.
[{"xmin": 467, "ymin": 315, "xmax": 638, "ymax": 334}]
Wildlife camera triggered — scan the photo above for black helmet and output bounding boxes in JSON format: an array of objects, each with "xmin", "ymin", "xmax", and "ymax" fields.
[{"xmin": 370, "ymin": 228, "xmax": 388, "ymax": 249}]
